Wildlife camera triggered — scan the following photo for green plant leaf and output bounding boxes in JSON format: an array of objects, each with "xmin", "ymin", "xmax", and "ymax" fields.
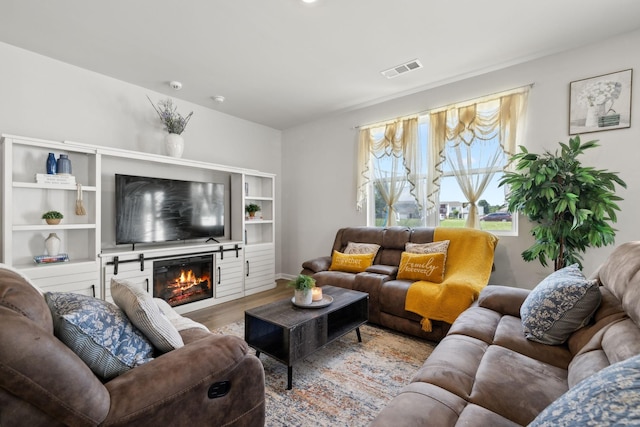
[{"xmin": 504, "ymin": 136, "xmax": 625, "ymax": 270}]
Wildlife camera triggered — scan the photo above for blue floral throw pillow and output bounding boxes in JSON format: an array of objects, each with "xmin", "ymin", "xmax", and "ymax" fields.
[
  {"xmin": 45, "ymin": 292, "xmax": 154, "ymax": 380},
  {"xmin": 520, "ymin": 264, "xmax": 601, "ymax": 345},
  {"xmin": 529, "ymin": 354, "xmax": 640, "ymax": 426}
]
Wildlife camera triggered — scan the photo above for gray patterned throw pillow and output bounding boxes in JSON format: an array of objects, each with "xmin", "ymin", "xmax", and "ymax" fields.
[
  {"xmin": 520, "ymin": 264, "xmax": 601, "ymax": 345},
  {"xmin": 529, "ymin": 354, "xmax": 640, "ymax": 426},
  {"xmin": 45, "ymin": 292, "xmax": 154, "ymax": 380}
]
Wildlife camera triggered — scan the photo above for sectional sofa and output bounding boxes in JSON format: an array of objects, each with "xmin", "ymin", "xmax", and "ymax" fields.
[
  {"xmin": 0, "ymin": 265, "xmax": 265, "ymax": 426},
  {"xmin": 371, "ymin": 241, "xmax": 640, "ymax": 425},
  {"xmin": 301, "ymin": 226, "xmax": 498, "ymax": 342}
]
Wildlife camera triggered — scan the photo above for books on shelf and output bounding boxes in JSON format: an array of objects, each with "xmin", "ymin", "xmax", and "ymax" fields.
[
  {"xmin": 35, "ymin": 173, "xmax": 76, "ymax": 185},
  {"xmin": 34, "ymin": 253, "xmax": 70, "ymax": 264}
]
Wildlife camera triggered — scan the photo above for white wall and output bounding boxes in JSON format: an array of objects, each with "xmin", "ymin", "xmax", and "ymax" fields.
[
  {"xmin": 281, "ymin": 29, "xmax": 640, "ymax": 289},
  {"xmin": 0, "ymin": 42, "xmax": 283, "ymax": 272},
  {"xmin": 3, "ymin": 28, "xmax": 640, "ymax": 288}
]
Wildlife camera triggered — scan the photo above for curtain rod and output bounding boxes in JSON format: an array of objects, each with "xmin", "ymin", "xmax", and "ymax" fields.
[{"xmin": 353, "ymin": 82, "xmax": 534, "ymax": 130}]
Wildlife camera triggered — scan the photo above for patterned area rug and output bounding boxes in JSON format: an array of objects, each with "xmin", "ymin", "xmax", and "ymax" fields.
[{"xmin": 213, "ymin": 322, "xmax": 435, "ymax": 427}]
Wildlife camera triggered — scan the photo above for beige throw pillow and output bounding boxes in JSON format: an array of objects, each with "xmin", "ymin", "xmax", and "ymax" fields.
[
  {"xmin": 154, "ymin": 298, "xmax": 210, "ymax": 332},
  {"xmin": 344, "ymin": 241, "xmax": 381, "ymax": 256},
  {"xmin": 111, "ymin": 278, "xmax": 184, "ymax": 353},
  {"xmin": 406, "ymin": 240, "xmax": 450, "ymax": 255}
]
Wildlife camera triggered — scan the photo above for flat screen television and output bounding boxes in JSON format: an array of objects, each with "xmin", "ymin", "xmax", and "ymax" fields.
[{"xmin": 115, "ymin": 174, "xmax": 225, "ymax": 246}]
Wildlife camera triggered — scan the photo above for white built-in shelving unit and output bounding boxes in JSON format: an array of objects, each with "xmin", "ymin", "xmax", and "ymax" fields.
[{"xmin": 0, "ymin": 134, "xmax": 276, "ymax": 312}]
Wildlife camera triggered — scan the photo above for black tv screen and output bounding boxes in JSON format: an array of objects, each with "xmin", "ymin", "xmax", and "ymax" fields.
[{"xmin": 115, "ymin": 174, "xmax": 225, "ymax": 245}]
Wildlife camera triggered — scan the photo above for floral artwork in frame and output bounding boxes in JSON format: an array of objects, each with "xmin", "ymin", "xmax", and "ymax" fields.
[{"xmin": 569, "ymin": 69, "xmax": 632, "ymax": 135}]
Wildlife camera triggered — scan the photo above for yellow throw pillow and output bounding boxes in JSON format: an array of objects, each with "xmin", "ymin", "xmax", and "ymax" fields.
[
  {"xmin": 397, "ymin": 252, "xmax": 446, "ymax": 283},
  {"xmin": 329, "ymin": 250, "xmax": 375, "ymax": 273}
]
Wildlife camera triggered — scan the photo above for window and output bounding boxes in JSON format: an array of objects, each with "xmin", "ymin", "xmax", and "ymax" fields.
[
  {"xmin": 358, "ymin": 87, "xmax": 529, "ymax": 235},
  {"xmin": 437, "ymin": 125, "xmax": 512, "ymax": 233}
]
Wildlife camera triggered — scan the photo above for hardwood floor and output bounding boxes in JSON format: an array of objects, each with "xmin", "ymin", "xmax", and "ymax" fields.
[{"xmin": 184, "ymin": 279, "xmax": 291, "ymax": 330}]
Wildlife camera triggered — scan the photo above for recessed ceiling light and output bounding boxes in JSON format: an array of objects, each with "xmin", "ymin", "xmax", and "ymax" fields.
[
  {"xmin": 169, "ymin": 81, "xmax": 182, "ymax": 90},
  {"xmin": 211, "ymin": 95, "xmax": 225, "ymax": 104},
  {"xmin": 301, "ymin": 0, "xmax": 317, "ymax": 3}
]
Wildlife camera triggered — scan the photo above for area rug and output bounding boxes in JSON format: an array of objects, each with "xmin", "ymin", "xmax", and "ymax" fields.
[{"xmin": 213, "ymin": 322, "xmax": 435, "ymax": 426}]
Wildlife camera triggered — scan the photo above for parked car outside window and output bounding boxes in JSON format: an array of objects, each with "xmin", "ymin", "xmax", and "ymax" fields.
[{"xmin": 480, "ymin": 212, "xmax": 512, "ymax": 222}]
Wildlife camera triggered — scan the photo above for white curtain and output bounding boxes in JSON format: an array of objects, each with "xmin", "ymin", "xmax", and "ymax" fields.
[
  {"xmin": 356, "ymin": 118, "xmax": 422, "ymax": 224},
  {"xmin": 426, "ymin": 89, "xmax": 529, "ymax": 227},
  {"xmin": 445, "ymin": 140, "xmax": 503, "ymax": 228}
]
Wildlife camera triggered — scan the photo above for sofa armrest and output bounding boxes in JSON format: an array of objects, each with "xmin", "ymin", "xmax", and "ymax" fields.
[
  {"xmin": 302, "ymin": 256, "xmax": 332, "ymax": 274},
  {"xmin": 104, "ymin": 334, "xmax": 265, "ymax": 426},
  {"xmin": 476, "ymin": 285, "xmax": 530, "ymax": 318},
  {"xmin": 366, "ymin": 264, "xmax": 398, "ymax": 277}
]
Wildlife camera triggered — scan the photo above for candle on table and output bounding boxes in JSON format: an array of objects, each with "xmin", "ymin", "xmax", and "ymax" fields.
[{"xmin": 312, "ymin": 287, "xmax": 323, "ymax": 301}]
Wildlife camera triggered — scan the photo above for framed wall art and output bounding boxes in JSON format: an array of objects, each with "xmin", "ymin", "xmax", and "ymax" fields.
[{"xmin": 569, "ymin": 69, "xmax": 632, "ymax": 135}]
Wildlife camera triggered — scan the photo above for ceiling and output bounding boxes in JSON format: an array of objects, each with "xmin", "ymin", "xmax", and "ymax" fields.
[{"xmin": 2, "ymin": 0, "xmax": 640, "ymax": 130}]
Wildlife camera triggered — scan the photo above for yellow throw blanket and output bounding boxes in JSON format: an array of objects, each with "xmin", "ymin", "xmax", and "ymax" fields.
[{"xmin": 405, "ymin": 227, "xmax": 498, "ymax": 331}]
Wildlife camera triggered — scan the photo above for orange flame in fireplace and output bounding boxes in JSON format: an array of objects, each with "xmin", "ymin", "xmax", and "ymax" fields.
[
  {"xmin": 156, "ymin": 265, "xmax": 213, "ymax": 307},
  {"xmin": 170, "ymin": 269, "xmax": 210, "ymax": 289}
]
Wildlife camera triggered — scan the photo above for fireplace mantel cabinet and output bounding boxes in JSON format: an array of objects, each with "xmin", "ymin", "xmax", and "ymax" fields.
[
  {"xmin": 1, "ymin": 134, "xmax": 276, "ymax": 313},
  {"xmin": 101, "ymin": 242, "xmax": 246, "ymax": 314}
]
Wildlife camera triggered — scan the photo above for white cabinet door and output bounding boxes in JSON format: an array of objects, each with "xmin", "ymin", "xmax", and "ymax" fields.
[
  {"xmin": 244, "ymin": 244, "xmax": 275, "ymax": 293},
  {"xmin": 103, "ymin": 258, "xmax": 152, "ymax": 303},
  {"xmin": 215, "ymin": 248, "xmax": 244, "ymax": 298},
  {"xmin": 25, "ymin": 262, "xmax": 100, "ymax": 298}
]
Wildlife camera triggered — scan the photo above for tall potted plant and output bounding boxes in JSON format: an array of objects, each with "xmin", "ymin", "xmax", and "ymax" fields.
[{"xmin": 499, "ymin": 136, "xmax": 626, "ymax": 270}]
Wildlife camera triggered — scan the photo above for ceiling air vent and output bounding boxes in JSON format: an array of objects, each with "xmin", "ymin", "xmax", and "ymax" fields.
[{"xmin": 381, "ymin": 59, "xmax": 423, "ymax": 79}]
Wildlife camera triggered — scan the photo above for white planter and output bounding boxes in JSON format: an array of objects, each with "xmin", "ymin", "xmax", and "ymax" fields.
[
  {"xmin": 165, "ymin": 133, "xmax": 184, "ymax": 158},
  {"xmin": 294, "ymin": 289, "xmax": 313, "ymax": 305}
]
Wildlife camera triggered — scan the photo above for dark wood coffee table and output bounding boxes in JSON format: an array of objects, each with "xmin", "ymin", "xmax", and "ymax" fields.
[{"xmin": 244, "ymin": 285, "xmax": 368, "ymax": 390}]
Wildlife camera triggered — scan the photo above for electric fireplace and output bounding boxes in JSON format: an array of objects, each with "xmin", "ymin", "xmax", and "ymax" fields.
[{"xmin": 153, "ymin": 255, "xmax": 213, "ymax": 307}]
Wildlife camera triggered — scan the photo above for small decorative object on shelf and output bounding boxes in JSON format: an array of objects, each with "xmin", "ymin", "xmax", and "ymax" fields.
[
  {"xmin": 165, "ymin": 133, "xmax": 184, "ymax": 158},
  {"xmin": 75, "ymin": 183, "xmax": 87, "ymax": 216},
  {"xmin": 245, "ymin": 203, "xmax": 261, "ymax": 218},
  {"xmin": 34, "ymin": 253, "xmax": 69, "ymax": 264},
  {"xmin": 147, "ymin": 96, "xmax": 193, "ymax": 158},
  {"xmin": 46, "ymin": 152, "xmax": 57, "ymax": 174},
  {"xmin": 42, "ymin": 210, "xmax": 63, "ymax": 225},
  {"xmin": 56, "ymin": 154, "xmax": 72, "ymax": 175},
  {"xmin": 35, "ymin": 173, "xmax": 76, "ymax": 185},
  {"xmin": 288, "ymin": 274, "xmax": 316, "ymax": 305},
  {"xmin": 45, "ymin": 232, "xmax": 61, "ymax": 256}
]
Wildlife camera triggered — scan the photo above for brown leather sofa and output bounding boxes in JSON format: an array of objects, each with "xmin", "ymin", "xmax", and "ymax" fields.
[
  {"xmin": 301, "ymin": 226, "xmax": 497, "ymax": 342},
  {"xmin": 370, "ymin": 241, "xmax": 640, "ymax": 426},
  {"xmin": 0, "ymin": 266, "xmax": 265, "ymax": 427}
]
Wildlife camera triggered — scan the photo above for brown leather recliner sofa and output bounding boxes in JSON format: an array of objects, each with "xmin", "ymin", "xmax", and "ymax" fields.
[
  {"xmin": 301, "ymin": 226, "xmax": 497, "ymax": 342},
  {"xmin": 0, "ymin": 266, "xmax": 265, "ymax": 427},
  {"xmin": 370, "ymin": 241, "xmax": 640, "ymax": 426}
]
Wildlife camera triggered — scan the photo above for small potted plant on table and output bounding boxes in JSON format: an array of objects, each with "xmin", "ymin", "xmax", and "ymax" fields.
[
  {"xmin": 42, "ymin": 211, "xmax": 64, "ymax": 225},
  {"xmin": 245, "ymin": 203, "xmax": 261, "ymax": 219},
  {"xmin": 288, "ymin": 274, "xmax": 316, "ymax": 305}
]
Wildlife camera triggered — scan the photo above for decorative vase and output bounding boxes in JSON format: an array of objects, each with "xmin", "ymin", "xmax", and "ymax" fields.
[
  {"xmin": 46, "ymin": 153, "xmax": 57, "ymax": 174},
  {"xmin": 45, "ymin": 218, "xmax": 61, "ymax": 225},
  {"xmin": 165, "ymin": 133, "xmax": 184, "ymax": 158},
  {"xmin": 56, "ymin": 154, "xmax": 72, "ymax": 175},
  {"xmin": 584, "ymin": 104, "xmax": 603, "ymax": 127},
  {"xmin": 294, "ymin": 289, "xmax": 313, "ymax": 305},
  {"xmin": 45, "ymin": 233, "xmax": 61, "ymax": 256}
]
